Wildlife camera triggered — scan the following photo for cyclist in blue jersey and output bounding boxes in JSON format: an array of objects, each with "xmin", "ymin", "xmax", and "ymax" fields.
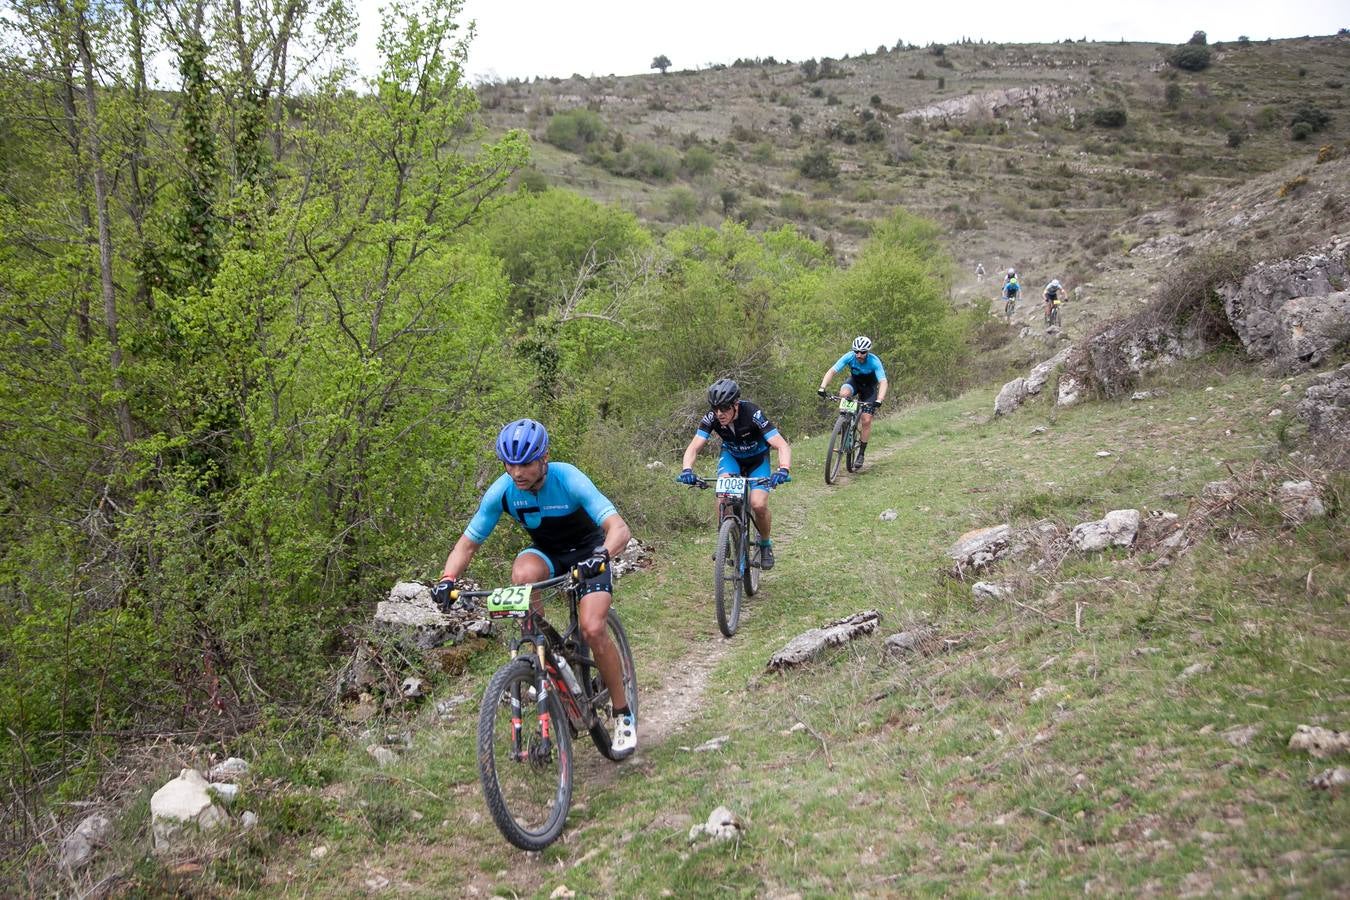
[
  {"xmin": 817, "ymin": 336, "xmax": 888, "ymax": 468},
  {"xmin": 432, "ymin": 418, "xmax": 636, "ymax": 756},
  {"xmin": 677, "ymin": 378, "xmax": 792, "ymax": 570}
]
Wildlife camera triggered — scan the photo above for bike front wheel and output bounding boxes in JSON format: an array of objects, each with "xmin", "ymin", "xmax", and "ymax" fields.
[
  {"xmin": 744, "ymin": 515, "xmax": 762, "ymax": 598},
  {"xmin": 477, "ymin": 657, "xmax": 573, "ymax": 851},
  {"xmin": 845, "ymin": 418, "xmax": 861, "ymax": 472},
  {"xmin": 825, "ymin": 415, "xmax": 848, "ymax": 485},
  {"xmin": 714, "ymin": 516, "xmax": 743, "ymax": 637},
  {"xmin": 586, "ymin": 611, "xmax": 640, "ymax": 761}
]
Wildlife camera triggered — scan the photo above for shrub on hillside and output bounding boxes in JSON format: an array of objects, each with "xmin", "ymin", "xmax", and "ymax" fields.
[
  {"xmin": 682, "ymin": 145, "xmax": 715, "ymax": 176},
  {"xmin": 1165, "ymin": 82, "xmax": 1183, "ymax": 109},
  {"xmin": 1226, "ymin": 130, "xmax": 1245, "ymax": 148},
  {"xmin": 545, "ymin": 108, "xmax": 606, "ymax": 152},
  {"xmin": 1091, "ymin": 107, "xmax": 1128, "ymax": 128},
  {"xmin": 863, "ymin": 120, "xmax": 885, "ymax": 143},
  {"xmin": 1168, "ymin": 44, "xmax": 1212, "ymax": 72},
  {"xmin": 1187, "ymin": 30, "xmax": 1207, "ymax": 45},
  {"xmin": 1288, "ymin": 105, "xmax": 1331, "ymax": 133},
  {"xmin": 798, "ymin": 147, "xmax": 839, "ymax": 180}
]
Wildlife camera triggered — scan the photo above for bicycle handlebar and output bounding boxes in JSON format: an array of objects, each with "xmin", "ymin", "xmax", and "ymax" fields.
[
  {"xmin": 681, "ymin": 474, "xmax": 774, "ymax": 490},
  {"xmin": 450, "ymin": 572, "xmax": 573, "ymax": 602},
  {"xmin": 821, "ymin": 394, "xmax": 879, "ymax": 412}
]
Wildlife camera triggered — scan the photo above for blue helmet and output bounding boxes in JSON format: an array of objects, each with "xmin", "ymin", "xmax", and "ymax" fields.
[{"xmin": 496, "ymin": 418, "xmax": 549, "ymax": 465}]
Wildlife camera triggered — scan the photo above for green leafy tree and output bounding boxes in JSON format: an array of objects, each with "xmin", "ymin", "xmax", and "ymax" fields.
[
  {"xmin": 651, "ymin": 54, "xmax": 671, "ymax": 74},
  {"xmin": 1168, "ymin": 44, "xmax": 1212, "ymax": 71}
]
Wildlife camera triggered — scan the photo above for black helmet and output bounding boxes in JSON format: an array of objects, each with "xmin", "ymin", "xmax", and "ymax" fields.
[{"xmin": 707, "ymin": 378, "xmax": 741, "ymax": 408}]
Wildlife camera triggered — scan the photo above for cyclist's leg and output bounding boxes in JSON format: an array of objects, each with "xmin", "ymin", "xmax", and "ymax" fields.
[
  {"xmin": 576, "ymin": 589, "xmax": 626, "ymax": 713},
  {"xmin": 856, "ymin": 382, "xmax": 879, "ymax": 442},
  {"xmin": 513, "ymin": 548, "xmax": 554, "ymax": 615},
  {"xmin": 743, "ymin": 454, "xmax": 772, "ymax": 540}
]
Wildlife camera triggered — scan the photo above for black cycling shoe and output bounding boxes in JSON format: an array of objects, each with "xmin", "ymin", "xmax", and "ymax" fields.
[
  {"xmin": 760, "ymin": 543, "xmax": 775, "ymax": 570},
  {"xmin": 855, "ymin": 448, "xmax": 866, "ymax": 468}
]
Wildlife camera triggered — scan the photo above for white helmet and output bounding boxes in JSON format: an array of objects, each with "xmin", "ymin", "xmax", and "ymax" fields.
[
  {"xmin": 852, "ymin": 335, "xmax": 873, "ymax": 353},
  {"xmin": 1007, "ymin": 268, "xmax": 1017, "ymax": 277},
  {"xmin": 1049, "ymin": 279, "xmax": 1062, "ymax": 289}
]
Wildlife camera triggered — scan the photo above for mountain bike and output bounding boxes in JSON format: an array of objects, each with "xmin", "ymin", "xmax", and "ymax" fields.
[
  {"xmin": 451, "ymin": 571, "xmax": 638, "ymax": 851},
  {"xmin": 1003, "ymin": 294, "xmax": 1017, "ymax": 322},
  {"xmin": 822, "ymin": 394, "xmax": 877, "ymax": 485},
  {"xmin": 683, "ymin": 474, "xmax": 773, "ymax": 637},
  {"xmin": 1044, "ymin": 296, "xmax": 1061, "ymax": 327}
]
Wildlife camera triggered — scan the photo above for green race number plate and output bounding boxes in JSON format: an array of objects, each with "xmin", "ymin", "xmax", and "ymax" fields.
[
  {"xmin": 486, "ymin": 584, "xmax": 531, "ymax": 618},
  {"xmin": 838, "ymin": 397, "xmax": 859, "ymax": 413}
]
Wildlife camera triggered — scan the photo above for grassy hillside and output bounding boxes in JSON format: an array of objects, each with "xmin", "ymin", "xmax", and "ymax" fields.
[
  {"xmin": 81, "ymin": 355, "xmax": 1347, "ymax": 896},
  {"xmin": 479, "ymin": 35, "xmax": 1349, "ymax": 274}
]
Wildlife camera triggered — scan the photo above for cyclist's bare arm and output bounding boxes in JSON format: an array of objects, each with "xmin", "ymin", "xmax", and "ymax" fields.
[
  {"xmin": 767, "ymin": 432, "xmax": 792, "ymax": 470},
  {"xmin": 441, "ymin": 534, "xmax": 481, "ymax": 581},
  {"xmin": 876, "ymin": 378, "xmax": 889, "ymax": 404},
  {"xmin": 818, "ymin": 367, "xmax": 837, "ymax": 392},
  {"xmin": 599, "ymin": 514, "xmax": 632, "ymax": 560},
  {"xmin": 681, "ymin": 434, "xmax": 708, "ymax": 470}
]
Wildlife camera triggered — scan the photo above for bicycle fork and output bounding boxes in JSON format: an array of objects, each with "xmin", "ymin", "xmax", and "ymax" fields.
[{"xmin": 509, "ymin": 642, "xmax": 555, "ymax": 764}]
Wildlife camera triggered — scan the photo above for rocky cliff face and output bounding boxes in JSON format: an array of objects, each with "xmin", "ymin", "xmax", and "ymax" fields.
[{"xmin": 1219, "ymin": 236, "xmax": 1350, "ymax": 373}]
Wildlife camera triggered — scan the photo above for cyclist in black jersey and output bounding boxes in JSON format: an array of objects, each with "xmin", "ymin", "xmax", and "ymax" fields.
[{"xmin": 677, "ymin": 379, "xmax": 792, "ymax": 570}]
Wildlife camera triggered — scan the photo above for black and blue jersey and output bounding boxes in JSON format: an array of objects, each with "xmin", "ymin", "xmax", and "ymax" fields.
[
  {"xmin": 465, "ymin": 462, "xmax": 618, "ymax": 558},
  {"xmin": 695, "ymin": 401, "xmax": 780, "ymax": 461}
]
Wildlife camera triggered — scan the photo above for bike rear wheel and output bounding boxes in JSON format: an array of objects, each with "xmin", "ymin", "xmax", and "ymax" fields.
[
  {"xmin": 477, "ymin": 657, "xmax": 573, "ymax": 851},
  {"xmin": 825, "ymin": 415, "xmax": 848, "ymax": 484},
  {"xmin": 585, "ymin": 611, "xmax": 640, "ymax": 760},
  {"xmin": 714, "ymin": 516, "xmax": 743, "ymax": 637},
  {"xmin": 744, "ymin": 515, "xmax": 762, "ymax": 597}
]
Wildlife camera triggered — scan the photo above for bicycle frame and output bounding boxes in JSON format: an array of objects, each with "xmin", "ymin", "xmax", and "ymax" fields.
[{"xmin": 457, "ymin": 575, "xmax": 600, "ymax": 735}]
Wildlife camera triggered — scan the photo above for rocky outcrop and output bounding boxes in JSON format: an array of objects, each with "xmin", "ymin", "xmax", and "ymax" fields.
[
  {"xmin": 994, "ymin": 346, "xmax": 1075, "ymax": 417},
  {"xmin": 1057, "ymin": 322, "xmax": 1211, "ymax": 404},
  {"xmin": 946, "ymin": 524, "xmax": 1011, "ymax": 577},
  {"xmin": 1295, "ymin": 362, "xmax": 1350, "ymax": 441},
  {"xmin": 767, "ymin": 610, "xmax": 882, "ymax": 670},
  {"xmin": 994, "ymin": 377, "xmax": 1027, "ymax": 416},
  {"xmin": 150, "ymin": 769, "xmax": 228, "ymax": 851},
  {"xmin": 1218, "ymin": 236, "xmax": 1350, "ymax": 373},
  {"xmin": 1069, "ymin": 509, "xmax": 1140, "ymax": 552}
]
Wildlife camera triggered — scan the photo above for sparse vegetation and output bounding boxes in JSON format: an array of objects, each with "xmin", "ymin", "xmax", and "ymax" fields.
[
  {"xmin": 798, "ymin": 146, "xmax": 839, "ymax": 180},
  {"xmin": 1092, "ymin": 107, "xmax": 1128, "ymax": 128}
]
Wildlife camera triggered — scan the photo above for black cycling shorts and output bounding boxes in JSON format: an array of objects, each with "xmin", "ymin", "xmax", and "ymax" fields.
[
  {"xmin": 518, "ymin": 544, "xmax": 613, "ymax": 596},
  {"xmin": 843, "ymin": 377, "xmax": 879, "ymax": 404}
]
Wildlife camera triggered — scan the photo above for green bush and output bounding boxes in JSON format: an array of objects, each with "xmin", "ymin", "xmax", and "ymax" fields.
[
  {"xmin": 1091, "ymin": 107, "xmax": 1128, "ymax": 128},
  {"xmin": 545, "ymin": 108, "xmax": 606, "ymax": 152},
  {"xmin": 682, "ymin": 145, "xmax": 715, "ymax": 176},
  {"xmin": 1291, "ymin": 121, "xmax": 1313, "ymax": 141},
  {"xmin": 1226, "ymin": 130, "xmax": 1244, "ymax": 148},
  {"xmin": 1187, "ymin": 30, "xmax": 1207, "ymax": 45},
  {"xmin": 1168, "ymin": 44, "xmax": 1212, "ymax": 72},
  {"xmin": 798, "ymin": 147, "xmax": 839, "ymax": 180},
  {"xmin": 1165, "ymin": 83, "xmax": 1183, "ymax": 109},
  {"xmin": 1288, "ymin": 105, "xmax": 1331, "ymax": 132},
  {"xmin": 863, "ymin": 120, "xmax": 885, "ymax": 143}
]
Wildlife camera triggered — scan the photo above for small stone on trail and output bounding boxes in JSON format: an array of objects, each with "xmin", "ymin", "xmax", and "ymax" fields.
[
  {"xmin": 1268, "ymin": 408, "xmax": 1283, "ymax": 418},
  {"xmin": 366, "ymin": 745, "xmax": 398, "ymax": 767},
  {"xmin": 1288, "ymin": 725, "xmax": 1350, "ymax": 759},
  {"xmin": 209, "ymin": 757, "xmax": 249, "ymax": 780},
  {"xmin": 1029, "ymin": 425, "xmax": 1047, "ymax": 435},
  {"xmin": 240, "ymin": 811, "xmax": 259, "ymax": 830},
  {"xmin": 1310, "ymin": 767, "xmax": 1349, "ymax": 790},
  {"xmin": 972, "ymin": 581, "xmax": 1008, "ymax": 600},
  {"xmin": 879, "ymin": 509, "xmax": 898, "ymax": 521},
  {"xmin": 1178, "ymin": 662, "xmax": 1209, "ymax": 679},
  {"xmin": 688, "ymin": 806, "xmax": 745, "ymax": 843},
  {"xmin": 59, "ymin": 813, "xmax": 112, "ymax": 871},
  {"xmin": 310, "ymin": 846, "xmax": 328, "ymax": 860},
  {"xmin": 1095, "ymin": 450, "xmax": 1113, "ymax": 458},
  {"xmin": 1221, "ymin": 724, "xmax": 1261, "ymax": 747},
  {"xmin": 692, "ymin": 735, "xmax": 730, "ymax": 753},
  {"xmin": 782, "ymin": 722, "xmax": 808, "ymax": 735},
  {"xmin": 883, "ymin": 627, "xmax": 936, "ymax": 657},
  {"xmin": 365, "ymin": 875, "xmax": 391, "ymax": 893},
  {"xmin": 1130, "ymin": 391, "xmax": 1154, "ymax": 401}
]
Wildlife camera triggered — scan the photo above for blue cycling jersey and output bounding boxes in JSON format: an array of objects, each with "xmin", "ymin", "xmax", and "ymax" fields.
[
  {"xmin": 833, "ymin": 351, "xmax": 888, "ymax": 381},
  {"xmin": 465, "ymin": 462, "xmax": 618, "ymax": 557},
  {"xmin": 695, "ymin": 400, "xmax": 781, "ymax": 460}
]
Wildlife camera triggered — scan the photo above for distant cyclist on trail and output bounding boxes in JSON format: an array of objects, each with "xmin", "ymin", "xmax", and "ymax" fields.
[
  {"xmin": 1043, "ymin": 278, "xmax": 1065, "ymax": 324},
  {"xmin": 677, "ymin": 379, "xmax": 792, "ymax": 570},
  {"xmin": 432, "ymin": 418, "xmax": 637, "ymax": 756},
  {"xmin": 817, "ymin": 336, "xmax": 888, "ymax": 469},
  {"xmin": 975, "ymin": 262, "xmax": 985, "ymax": 281}
]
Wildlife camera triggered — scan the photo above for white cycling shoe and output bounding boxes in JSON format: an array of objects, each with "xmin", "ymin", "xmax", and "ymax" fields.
[{"xmin": 611, "ymin": 712, "xmax": 637, "ymax": 757}]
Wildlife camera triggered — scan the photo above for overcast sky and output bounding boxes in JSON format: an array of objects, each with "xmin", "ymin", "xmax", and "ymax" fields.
[{"xmin": 352, "ymin": 0, "xmax": 1346, "ymax": 83}]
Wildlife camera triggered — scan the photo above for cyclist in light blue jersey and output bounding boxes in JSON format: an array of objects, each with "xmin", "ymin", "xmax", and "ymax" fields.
[
  {"xmin": 433, "ymin": 418, "xmax": 636, "ymax": 756},
  {"xmin": 817, "ymin": 336, "xmax": 888, "ymax": 468}
]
